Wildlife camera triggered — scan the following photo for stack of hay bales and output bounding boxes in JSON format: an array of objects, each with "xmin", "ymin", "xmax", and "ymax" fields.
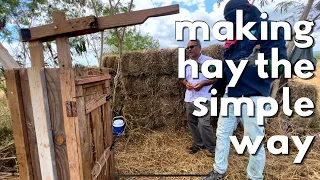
[
  {"xmin": 266, "ymin": 81, "xmax": 320, "ymax": 137},
  {"xmin": 103, "ymin": 44, "xmax": 225, "ymax": 130}
]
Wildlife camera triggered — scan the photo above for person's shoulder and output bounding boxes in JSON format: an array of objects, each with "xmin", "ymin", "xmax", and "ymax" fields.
[{"xmin": 201, "ymin": 54, "xmax": 214, "ymax": 60}]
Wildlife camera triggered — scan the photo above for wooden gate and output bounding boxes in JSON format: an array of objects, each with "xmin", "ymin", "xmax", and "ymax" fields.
[
  {"xmin": 5, "ymin": 68, "xmax": 114, "ymax": 180},
  {"xmin": 3, "ymin": 5, "xmax": 179, "ymax": 180}
]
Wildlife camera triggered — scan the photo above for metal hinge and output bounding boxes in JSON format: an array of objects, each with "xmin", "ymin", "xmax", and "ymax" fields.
[{"xmin": 66, "ymin": 101, "xmax": 77, "ymax": 117}]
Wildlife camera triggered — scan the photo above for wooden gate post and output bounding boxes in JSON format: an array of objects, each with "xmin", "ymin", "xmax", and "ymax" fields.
[
  {"xmin": 5, "ymin": 70, "xmax": 33, "ymax": 179},
  {"xmin": 52, "ymin": 11, "xmax": 83, "ymax": 180},
  {"xmin": 28, "ymin": 38, "xmax": 58, "ymax": 179}
]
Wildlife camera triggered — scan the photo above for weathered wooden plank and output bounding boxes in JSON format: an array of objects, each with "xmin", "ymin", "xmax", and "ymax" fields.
[
  {"xmin": 91, "ymin": 107, "xmax": 105, "ymax": 180},
  {"xmin": 5, "ymin": 69, "xmax": 33, "ymax": 180},
  {"xmin": 60, "ymin": 68, "xmax": 83, "ymax": 180},
  {"xmin": 75, "ymin": 75, "xmax": 111, "ymax": 85},
  {"xmin": 27, "ymin": 67, "xmax": 58, "ymax": 180},
  {"xmin": 75, "ymin": 85, "xmax": 93, "ymax": 180},
  {"xmin": 45, "ymin": 68, "xmax": 70, "ymax": 180},
  {"xmin": 103, "ymin": 80, "xmax": 115, "ymax": 180},
  {"xmin": 54, "ymin": 11, "xmax": 83, "ymax": 179},
  {"xmin": 0, "ymin": 43, "xmax": 20, "ymax": 69},
  {"xmin": 91, "ymin": 146, "xmax": 111, "ymax": 180},
  {"xmin": 97, "ymin": 5, "xmax": 179, "ymax": 30},
  {"xmin": 84, "ymin": 83, "xmax": 104, "ymax": 102},
  {"xmin": 20, "ymin": 16, "xmax": 98, "ymax": 42},
  {"xmin": 19, "ymin": 5, "xmax": 179, "ymax": 42},
  {"xmin": 102, "ymin": 77, "xmax": 115, "ymax": 180},
  {"xmin": 85, "ymin": 94, "xmax": 108, "ymax": 114},
  {"xmin": 19, "ymin": 69, "xmax": 42, "ymax": 180},
  {"xmin": 29, "ymin": 41, "xmax": 45, "ymax": 68},
  {"xmin": 82, "ymin": 81, "xmax": 105, "ymax": 89},
  {"xmin": 53, "ymin": 11, "xmax": 73, "ymax": 68},
  {"xmin": 89, "ymin": 83, "xmax": 105, "ymax": 180}
]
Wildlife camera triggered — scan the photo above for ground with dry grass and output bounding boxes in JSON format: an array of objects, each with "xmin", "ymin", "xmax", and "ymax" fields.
[
  {"xmin": 0, "ymin": 93, "xmax": 17, "ymax": 179},
  {"xmin": 114, "ymin": 129, "xmax": 320, "ymax": 180}
]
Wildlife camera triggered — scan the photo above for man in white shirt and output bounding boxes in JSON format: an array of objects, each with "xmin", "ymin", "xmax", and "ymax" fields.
[{"xmin": 183, "ymin": 39, "xmax": 217, "ymax": 155}]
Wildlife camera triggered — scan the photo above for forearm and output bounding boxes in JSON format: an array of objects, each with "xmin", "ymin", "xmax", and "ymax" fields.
[
  {"xmin": 201, "ymin": 79, "xmax": 217, "ymax": 86},
  {"xmin": 183, "ymin": 79, "xmax": 188, "ymax": 86}
]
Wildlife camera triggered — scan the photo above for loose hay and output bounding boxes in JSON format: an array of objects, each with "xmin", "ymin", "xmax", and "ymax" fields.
[{"xmin": 114, "ymin": 129, "xmax": 320, "ymax": 180}]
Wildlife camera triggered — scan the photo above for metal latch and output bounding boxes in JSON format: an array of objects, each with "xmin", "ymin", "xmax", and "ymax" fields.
[{"xmin": 106, "ymin": 95, "xmax": 111, "ymax": 101}]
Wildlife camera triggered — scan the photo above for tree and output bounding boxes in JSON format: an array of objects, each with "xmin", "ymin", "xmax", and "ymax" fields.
[
  {"xmin": 104, "ymin": 1, "xmax": 160, "ymax": 106},
  {"xmin": 106, "ymin": 26, "xmax": 160, "ymax": 54},
  {"xmin": 0, "ymin": 0, "xmax": 47, "ymax": 66}
]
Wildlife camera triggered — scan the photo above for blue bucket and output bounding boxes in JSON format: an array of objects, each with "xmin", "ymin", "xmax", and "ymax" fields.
[{"xmin": 113, "ymin": 116, "xmax": 125, "ymax": 136}]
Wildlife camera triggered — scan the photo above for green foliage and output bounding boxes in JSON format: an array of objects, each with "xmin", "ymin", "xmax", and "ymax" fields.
[
  {"xmin": 0, "ymin": 0, "xmax": 46, "ymax": 41},
  {"xmin": 103, "ymin": 2, "xmax": 160, "ymax": 54},
  {"xmin": 106, "ymin": 27, "xmax": 160, "ymax": 54},
  {"xmin": 0, "ymin": 0, "xmax": 160, "ymax": 66}
]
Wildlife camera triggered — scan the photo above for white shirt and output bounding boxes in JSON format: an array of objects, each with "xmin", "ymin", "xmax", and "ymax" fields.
[{"xmin": 184, "ymin": 54, "xmax": 213, "ymax": 102}]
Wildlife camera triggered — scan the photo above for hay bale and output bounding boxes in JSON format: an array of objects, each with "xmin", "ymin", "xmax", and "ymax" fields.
[
  {"xmin": 155, "ymin": 75, "xmax": 183, "ymax": 97},
  {"xmin": 121, "ymin": 50, "xmax": 160, "ymax": 77},
  {"xmin": 171, "ymin": 48, "xmax": 179, "ymax": 74},
  {"xmin": 156, "ymin": 96, "xmax": 186, "ymax": 129},
  {"xmin": 122, "ymin": 95, "xmax": 186, "ymax": 130},
  {"xmin": 122, "ymin": 75, "xmax": 157, "ymax": 97},
  {"xmin": 266, "ymin": 80, "xmax": 319, "ymax": 136},
  {"xmin": 122, "ymin": 96, "xmax": 160, "ymax": 129},
  {"xmin": 103, "ymin": 55, "xmax": 120, "ymax": 74},
  {"xmin": 106, "ymin": 44, "xmax": 225, "ymax": 129},
  {"xmin": 156, "ymin": 49, "xmax": 175, "ymax": 75},
  {"xmin": 202, "ymin": 44, "xmax": 225, "ymax": 60},
  {"xmin": 122, "ymin": 74, "xmax": 184, "ymax": 97}
]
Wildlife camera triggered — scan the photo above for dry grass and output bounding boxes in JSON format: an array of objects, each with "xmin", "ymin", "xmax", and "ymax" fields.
[
  {"xmin": 114, "ymin": 129, "xmax": 320, "ymax": 180},
  {"xmin": 0, "ymin": 96, "xmax": 16, "ymax": 175},
  {"xmin": 110, "ymin": 55, "xmax": 320, "ymax": 180}
]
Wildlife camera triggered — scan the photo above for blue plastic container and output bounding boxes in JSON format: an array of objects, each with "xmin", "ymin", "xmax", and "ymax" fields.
[{"xmin": 113, "ymin": 116, "xmax": 125, "ymax": 136}]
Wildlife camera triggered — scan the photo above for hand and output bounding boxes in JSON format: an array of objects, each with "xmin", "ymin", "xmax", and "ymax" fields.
[
  {"xmin": 186, "ymin": 82, "xmax": 194, "ymax": 90},
  {"xmin": 194, "ymin": 83, "xmax": 203, "ymax": 91},
  {"xmin": 242, "ymin": 44, "xmax": 261, "ymax": 66}
]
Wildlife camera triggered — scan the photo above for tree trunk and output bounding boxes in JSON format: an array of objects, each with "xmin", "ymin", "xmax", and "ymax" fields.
[
  {"xmin": 271, "ymin": 0, "xmax": 315, "ymax": 99},
  {"xmin": 286, "ymin": 0, "xmax": 315, "ymax": 56}
]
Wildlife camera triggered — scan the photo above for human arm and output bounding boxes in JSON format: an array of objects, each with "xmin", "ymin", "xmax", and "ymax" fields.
[
  {"xmin": 194, "ymin": 79, "xmax": 217, "ymax": 91},
  {"xmin": 183, "ymin": 79, "xmax": 194, "ymax": 90}
]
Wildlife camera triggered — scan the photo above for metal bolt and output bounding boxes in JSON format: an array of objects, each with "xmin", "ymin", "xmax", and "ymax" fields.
[{"xmin": 54, "ymin": 26, "xmax": 57, "ymax": 29}]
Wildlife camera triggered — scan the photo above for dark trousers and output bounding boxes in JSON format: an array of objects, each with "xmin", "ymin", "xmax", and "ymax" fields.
[{"xmin": 186, "ymin": 101, "xmax": 216, "ymax": 152}]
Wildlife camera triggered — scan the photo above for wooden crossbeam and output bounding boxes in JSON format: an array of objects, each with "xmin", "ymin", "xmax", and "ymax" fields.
[
  {"xmin": 85, "ymin": 94, "xmax": 109, "ymax": 114},
  {"xmin": 75, "ymin": 75, "xmax": 111, "ymax": 85},
  {"xmin": 19, "ymin": 4, "xmax": 179, "ymax": 42}
]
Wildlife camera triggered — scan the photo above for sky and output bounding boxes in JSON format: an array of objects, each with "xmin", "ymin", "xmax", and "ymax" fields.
[
  {"xmin": 2, "ymin": 0, "xmax": 320, "ymax": 66},
  {"xmin": 128, "ymin": 0, "xmax": 319, "ymax": 50}
]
